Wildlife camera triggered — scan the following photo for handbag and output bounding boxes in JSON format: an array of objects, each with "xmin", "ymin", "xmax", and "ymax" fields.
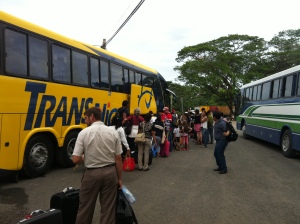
[
  {"xmin": 122, "ymin": 156, "xmax": 135, "ymax": 172},
  {"xmin": 134, "ymin": 122, "xmax": 145, "ymax": 143},
  {"xmin": 134, "ymin": 133, "xmax": 145, "ymax": 143}
]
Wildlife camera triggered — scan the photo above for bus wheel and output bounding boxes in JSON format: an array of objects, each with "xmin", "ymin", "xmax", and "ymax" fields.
[
  {"xmin": 242, "ymin": 124, "xmax": 249, "ymax": 139},
  {"xmin": 55, "ymin": 131, "xmax": 78, "ymax": 168},
  {"xmin": 281, "ymin": 129, "xmax": 295, "ymax": 158},
  {"xmin": 23, "ymin": 135, "xmax": 54, "ymax": 178}
]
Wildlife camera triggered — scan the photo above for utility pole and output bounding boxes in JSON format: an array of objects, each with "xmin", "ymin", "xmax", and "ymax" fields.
[{"xmin": 101, "ymin": 39, "xmax": 107, "ymax": 50}]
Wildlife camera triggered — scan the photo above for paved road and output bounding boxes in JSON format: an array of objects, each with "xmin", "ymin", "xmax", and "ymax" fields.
[{"xmin": 1, "ymin": 130, "xmax": 300, "ymax": 224}]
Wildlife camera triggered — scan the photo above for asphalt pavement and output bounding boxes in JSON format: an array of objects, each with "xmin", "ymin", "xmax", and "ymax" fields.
[{"xmin": 1, "ymin": 129, "xmax": 300, "ymax": 224}]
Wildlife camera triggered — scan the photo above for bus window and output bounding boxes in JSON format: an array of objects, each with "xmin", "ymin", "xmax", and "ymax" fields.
[
  {"xmin": 90, "ymin": 57, "xmax": 100, "ymax": 87},
  {"xmin": 283, "ymin": 75, "xmax": 294, "ymax": 97},
  {"xmin": 252, "ymin": 85, "xmax": 257, "ymax": 101},
  {"xmin": 124, "ymin": 69, "xmax": 130, "ymax": 93},
  {"xmin": 129, "ymin": 70, "xmax": 135, "ymax": 86},
  {"xmin": 142, "ymin": 74, "xmax": 154, "ymax": 89},
  {"xmin": 297, "ymin": 74, "xmax": 300, "ymax": 95},
  {"xmin": 244, "ymin": 88, "xmax": 250, "ymax": 101},
  {"xmin": 5, "ymin": 29, "xmax": 27, "ymax": 75},
  {"xmin": 249, "ymin": 87, "xmax": 253, "ymax": 101},
  {"xmin": 153, "ymin": 76, "xmax": 163, "ymax": 109},
  {"xmin": 136, "ymin": 73, "xmax": 141, "ymax": 85},
  {"xmin": 257, "ymin": 84, "xmax": 262, "ymax": 100},
  {"xmin": 52, "ymin": 45, "xmax": 71, "ymax": 82},
  {"xmin": 100, "ymin": 60, "xmax": 109, "ymax": 89},
  {"xmin": 111, "ymin": 63, "xmax": 123, "ymax": 92},
  {"xmin": 29, "ymin": 36, "xmax": 48, "ymax": 79},
  {"xmin": 72, "ymin": 51, "xmax": 88, "ymax": 86},
  {"xmin": 261, "ymin": 82, "xmax": 271, "ymax": 100},
  {"xmin": 271, "ymin": 78, "xmax": 281, "ymax": 98}
]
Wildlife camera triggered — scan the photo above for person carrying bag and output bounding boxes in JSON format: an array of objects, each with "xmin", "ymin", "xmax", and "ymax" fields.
[{"xmin": 135, "ymin": 113, "xmax": 153, "ymax": 171}]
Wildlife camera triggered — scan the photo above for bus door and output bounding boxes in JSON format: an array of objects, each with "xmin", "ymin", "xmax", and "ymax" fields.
[
  {"xmin": 130, "ymin": 84, "xmax": 157, "ymax": 115},
  {"xmin": 0, "ymin": 114, "xmax": 20, "ymax": 170}
]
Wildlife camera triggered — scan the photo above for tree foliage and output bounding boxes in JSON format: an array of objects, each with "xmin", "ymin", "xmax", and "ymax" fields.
[
  {"xmin": 174, "ymin": 34, "xmax": 267, "ymax": 115},
  {"xmin": 172, "ymin": 30, "xmax": 300, "ymax": 115}
]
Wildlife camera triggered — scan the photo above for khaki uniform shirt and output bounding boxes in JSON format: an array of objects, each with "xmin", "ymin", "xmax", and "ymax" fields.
[{"xmin": 73, "ymin": 121, "xmax": 122, "ymax": 168}]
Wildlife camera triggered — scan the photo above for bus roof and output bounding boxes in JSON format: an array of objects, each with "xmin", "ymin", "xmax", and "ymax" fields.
[
  {"xmin": 241, "ymin": 65, "xmax": 300, "ymax": 89},
  {"xmin": 0, "ymin": 11, "xmax": 159, "ymax": 75}
]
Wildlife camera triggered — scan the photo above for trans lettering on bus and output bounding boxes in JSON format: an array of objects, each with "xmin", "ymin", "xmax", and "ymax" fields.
[{"xmin": 24, "ymin": 81, "xmax": 117, "ymax": 130}]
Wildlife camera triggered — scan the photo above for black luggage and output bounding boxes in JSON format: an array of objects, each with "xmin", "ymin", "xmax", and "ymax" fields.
[
  {"xmin": 18, "ymin": 209, "xmax": 63, "ymax": 224},
  {"xmin": 50, "ymin": 187, "xmax": 80, "ymax": 224},
  {"xmin": 116, "ymin": 189, "xmax": 138, "ymax": 224}
]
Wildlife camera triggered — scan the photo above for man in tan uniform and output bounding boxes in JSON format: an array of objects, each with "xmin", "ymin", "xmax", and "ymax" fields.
[{"xmin": 72, "ymin": 107, "xmax": 123, "ymax": 224}]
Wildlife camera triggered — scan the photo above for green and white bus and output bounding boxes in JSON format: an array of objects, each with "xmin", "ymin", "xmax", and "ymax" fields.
[{"xmin": 235, "ymin": 65, "xmax": 300, "ymax": 158}]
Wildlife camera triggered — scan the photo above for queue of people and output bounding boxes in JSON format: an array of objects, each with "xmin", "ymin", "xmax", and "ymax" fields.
[{"xmin": 70, "ymin": 104, "xmax": 231, "ymax": 224}]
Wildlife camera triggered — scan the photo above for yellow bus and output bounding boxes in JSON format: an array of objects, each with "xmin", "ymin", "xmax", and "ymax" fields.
[{"xmin": 0, "ymin": 11, "xmax": 173, "ymax": 180}]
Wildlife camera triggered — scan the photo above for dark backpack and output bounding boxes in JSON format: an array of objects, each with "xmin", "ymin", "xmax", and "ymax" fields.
[
  {"xmin": 172, "ymin": 114, "xmax": 178, "ymax": 126},
  {"xmin": 226, "ymin": 122, "xmax": 238, "ymax": 142}
]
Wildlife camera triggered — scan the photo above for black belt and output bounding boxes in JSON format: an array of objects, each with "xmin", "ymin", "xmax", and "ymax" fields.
[{"xmin": 86, "ymin": 164, "xmax": 115, "ymax": 170}]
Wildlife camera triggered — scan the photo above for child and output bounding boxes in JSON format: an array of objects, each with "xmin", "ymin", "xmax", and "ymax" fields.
[
  {"xmin": 180, "ymin": 120, "xmax": 191, "ymax": 150},
  {"xmin": 173, "ymin": 124, "xmax": 181, "ymax": 151}
]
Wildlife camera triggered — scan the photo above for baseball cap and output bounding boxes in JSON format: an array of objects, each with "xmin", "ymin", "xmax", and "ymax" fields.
[{"xmin": 163, "ymin": 107, "xmax": 169, "ymax": 111}]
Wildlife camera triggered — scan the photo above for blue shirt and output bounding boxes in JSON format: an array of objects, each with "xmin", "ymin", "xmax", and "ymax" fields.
[{"xmin": 214, "ymin": 119, "xmax": 228, "ymax": 141}]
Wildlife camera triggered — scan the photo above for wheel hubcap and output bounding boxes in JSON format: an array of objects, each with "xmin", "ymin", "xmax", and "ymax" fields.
[
  {"xmin": 67, "ymin": 138, "xmax": 76, "ymax": 158},
  {"xmin": 282, "ymin": 135, "xmax": 289, "ymax": 152},
  {"xmin": 30, "ymin": 143, "xmax": 48, "ymax": 168}
]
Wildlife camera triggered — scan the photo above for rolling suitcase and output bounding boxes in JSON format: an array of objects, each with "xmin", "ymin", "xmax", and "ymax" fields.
[
  {"xmin": 18, "ymin": 209, "xmax": 63, "ymax": 224},
  {"xmin": 50, "ymin": 187, "xmax": 80, "ymax": 224},
  {"xmin": 160, "ymin": 140, "xmax": 170, "ymax": 157}
]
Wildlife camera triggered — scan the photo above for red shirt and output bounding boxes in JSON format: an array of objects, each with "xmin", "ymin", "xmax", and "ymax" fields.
[
  {"xmin": 126, "ymin": 115, "xmax": 144, "ymax": 125},
  {"xmin": 165, "ymin": 112, "xmax": 172, "ymax": 121}
]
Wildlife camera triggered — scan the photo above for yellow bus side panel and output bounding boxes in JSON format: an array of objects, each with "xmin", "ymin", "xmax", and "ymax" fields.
[
  {"xmin": 0, "ymin": 114, "xmax": 20, "ymax": 170},
  {"xmin": 130, "ymin": 84, "xmax": 157, "ymax": 115}
]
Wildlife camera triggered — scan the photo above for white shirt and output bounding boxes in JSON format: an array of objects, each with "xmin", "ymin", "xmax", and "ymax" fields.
[
  {"xmin": 173, "ymin": 127, "xmax": 180, "ymax": 137},
  {"xmin": 202, "ymin": 116, "xmax": 208, "ymax": 129},
  {"xmin": 73, "ymin": 121, "xmax": 122, "ymax": 168},
  {"xmin": 110, "ymin": 126, "xmax": 130, "ymax": 150}
]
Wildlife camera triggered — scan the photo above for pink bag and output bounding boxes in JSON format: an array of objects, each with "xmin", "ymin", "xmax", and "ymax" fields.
[{"xmin": 160, "ymin": 140, "xmax": 170, "ymax": 157}]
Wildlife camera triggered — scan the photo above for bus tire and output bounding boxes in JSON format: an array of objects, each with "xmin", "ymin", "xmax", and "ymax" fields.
[
  {"xmin": 55, "ymin": 131, "xmax": 78, "ymax": 168},
  {"xmin": 242, "ymin": 123, "xmax": 249, "ymax": 139},
  {"xmin": 281, "ymin": 129, "xmax": 295, "ymax": 158},
  {"xmin": 23, "ymin": 135, "xmax": 54, "ymax": 178}
]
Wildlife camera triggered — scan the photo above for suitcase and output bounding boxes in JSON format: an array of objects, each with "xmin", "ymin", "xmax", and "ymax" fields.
[
  {"xmin": 160, "ymin": 140, "xmax": 170, "ymax": 157},
  {"xmin": 18, "ymin": 209, "xmax": 63, "ymax": 224},
  {"xmin": 50, "ymin": 187, "xmax": 79, "ymax": 224}
]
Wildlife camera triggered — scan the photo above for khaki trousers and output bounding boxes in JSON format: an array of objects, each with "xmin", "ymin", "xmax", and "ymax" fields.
[
  {"xmin": 137, "ymin": 138, "xmax": 151, "ymax": 170},
  {"xmin": 75, "ymin": 166, "xmax": 118, "ymax": 224}
]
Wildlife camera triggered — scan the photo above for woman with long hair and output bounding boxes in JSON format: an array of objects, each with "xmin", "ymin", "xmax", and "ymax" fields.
[
  {"xmin": 194, "ymin": 109, "xmax": 202, "ymax": 145},
  {"xmin": 111, "ymin": 113, "xmax": 130, "ymax": 160}
]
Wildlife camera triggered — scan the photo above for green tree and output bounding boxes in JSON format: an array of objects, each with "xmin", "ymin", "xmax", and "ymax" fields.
[
  {"xmin": 174, "ymin": 34, "xmax": 267, "ymax": 115},
  {"xmin": 167, "ymin": 82, "xmax": 212, "ymax": 113},
  {"xmin": 266, "ymin": 29, "xmax": 300, "ymax": 74}
]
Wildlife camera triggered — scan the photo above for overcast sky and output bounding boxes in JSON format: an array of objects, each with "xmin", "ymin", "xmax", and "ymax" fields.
[{"xmin": 1, "ymin": 0, "xmax": 299, "ymax": 81}]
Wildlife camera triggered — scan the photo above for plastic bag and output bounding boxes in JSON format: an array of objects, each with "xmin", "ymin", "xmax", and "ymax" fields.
[
  {"xmin": 122, "ymin": 185, "xmax": 136, "ymax": 204},
  {"xmin": 122, "ymin": 157, "xmax": 135, "ymax": 172}
]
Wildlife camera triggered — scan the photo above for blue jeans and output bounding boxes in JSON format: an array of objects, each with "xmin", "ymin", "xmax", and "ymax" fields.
[
  {"xmin": 208, "ymin": 126, "xmax": 213, "ymax": 143},
  {"xmin": 214, "ymin": 139, "xmax": 228, "ymax": 171},
  {"xmin": 202, "ymin": 128, "xmax": 209, "ymax": 146}
]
